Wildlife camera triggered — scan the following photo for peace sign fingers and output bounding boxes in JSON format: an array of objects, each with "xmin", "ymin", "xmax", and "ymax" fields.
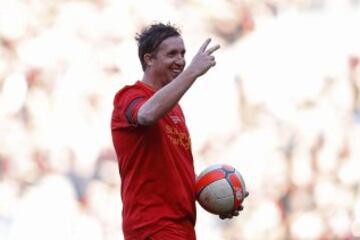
[
  {"xmin": 188, "ymin": 38, "xmax": 220, "ymax": 78},
  {"xmin": 199, "ymin": 38, "xmax": 212, "ymax": 53},
  {"xmin": 205, "ymin": 44, "xmax": 221, "ymax": 55}
]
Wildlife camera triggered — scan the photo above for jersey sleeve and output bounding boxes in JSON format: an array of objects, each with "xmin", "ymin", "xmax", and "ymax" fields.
[{"xmin": 111, "ymin": 87, "xmax": 147, "ymax": 130}]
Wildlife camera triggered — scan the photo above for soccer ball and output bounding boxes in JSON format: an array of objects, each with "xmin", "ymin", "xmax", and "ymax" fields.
[{"xmin": 195, "ymin": 164, "xmax": 247, "ymax": 215}]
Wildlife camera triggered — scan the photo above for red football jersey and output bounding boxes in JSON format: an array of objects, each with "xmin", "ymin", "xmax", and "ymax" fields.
[{"xmin": 111, "ymin": 81, "xmax": 196, "ymax": 239}]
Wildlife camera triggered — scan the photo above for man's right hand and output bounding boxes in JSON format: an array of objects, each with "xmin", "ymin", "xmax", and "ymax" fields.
[
  {"xmin": 186, "ymin": 38, "xmax": 220, "ymax": 78},
  {"xmin": 219, "ymin": 191, "xmax": 249, "ymax": 220}
]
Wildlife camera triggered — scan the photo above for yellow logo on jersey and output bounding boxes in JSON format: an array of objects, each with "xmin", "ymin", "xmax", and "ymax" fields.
[{"xmin": 165, "ymin": 125, "xmax": 191, "ymax": 151}]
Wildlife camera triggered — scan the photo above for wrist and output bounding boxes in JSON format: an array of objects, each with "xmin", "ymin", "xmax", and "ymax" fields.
[{"xmin": 181, "ymin": 67, "xmax": 199, "ymax": 80}]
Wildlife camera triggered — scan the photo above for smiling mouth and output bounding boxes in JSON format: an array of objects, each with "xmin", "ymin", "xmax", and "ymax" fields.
[{"xmin": 172, "ymin": 69, "xmax": 183, "ymax": 75}]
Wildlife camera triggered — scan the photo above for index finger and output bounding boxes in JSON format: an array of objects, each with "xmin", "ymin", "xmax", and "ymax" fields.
[{"xmin": 199, "ymin": 38, "xmax": 211, "ymax": 53}]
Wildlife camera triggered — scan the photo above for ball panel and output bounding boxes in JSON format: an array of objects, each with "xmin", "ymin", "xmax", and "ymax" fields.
[
  {"xmin": 195, "ymin": 169, "xmax": 225, "ymax": 195},
  {"xmin": 198, "ymin": 179, "xmax": 235, "ymax": 215},
  {"xmin": 197, "ymin": 164, "xmax": 223, "ymax": 180},
  {"xmin": 205, "ymin": 195, "xmax": 234, "ymax": 215},
  {"xmin": 222, "ymin": 164, "xmax": 235, "ymax": 172},
  {"xmin": 235, "ymin": 169, "xmax": 247, "ymax": 193},
  {"xmin": 228, "ymin": 173, "xmax": 244, "ymax": 209},
  {"xmin": 209, "ymin": 179, "xmax": 234, "ymax": 199}
]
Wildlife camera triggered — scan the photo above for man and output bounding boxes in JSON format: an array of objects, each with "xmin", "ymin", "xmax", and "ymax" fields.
[{"xmin": 111, "ymin": 23, "xmax": 246, "ymax": 240}]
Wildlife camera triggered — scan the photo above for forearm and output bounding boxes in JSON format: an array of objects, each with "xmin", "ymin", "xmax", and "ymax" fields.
[{"xmin": 138, "ymin": 69, "xmax": 197, "ymax": 125}]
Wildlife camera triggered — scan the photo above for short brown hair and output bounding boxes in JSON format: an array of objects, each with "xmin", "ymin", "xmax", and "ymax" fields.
[{"xmin": 135, "ymin": 22, "xmax": 181, "ymax": 71}]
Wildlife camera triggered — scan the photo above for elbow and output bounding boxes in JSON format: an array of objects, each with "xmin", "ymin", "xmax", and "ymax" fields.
[{"xmin": 137, "ymin": 109, "xmax": 158, "ymax": 126}]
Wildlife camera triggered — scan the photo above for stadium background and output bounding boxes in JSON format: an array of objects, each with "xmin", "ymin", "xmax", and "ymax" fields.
[{"xmin": 1, "ymin": 0, "xmax": 360, "ymax": 239}]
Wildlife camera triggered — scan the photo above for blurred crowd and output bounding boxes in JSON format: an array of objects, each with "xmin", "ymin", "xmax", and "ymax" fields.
[{"xmin": 1, "ymin": 0, "xmax": 360, "ymax": 239}]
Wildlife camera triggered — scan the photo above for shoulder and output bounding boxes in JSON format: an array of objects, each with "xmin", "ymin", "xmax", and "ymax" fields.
[
  {"xmin": 113, "ymin": 82, "xmax": 148, "ymax": 106},
  {"xmin": 115, "ymin": 82, "xmax": 145, "ymax": 98}
]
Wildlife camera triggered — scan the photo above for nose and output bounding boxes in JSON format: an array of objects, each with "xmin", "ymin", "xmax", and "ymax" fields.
[{"xmin": 175, "ymin": 54, "xmax": 185, "ymax": 66}]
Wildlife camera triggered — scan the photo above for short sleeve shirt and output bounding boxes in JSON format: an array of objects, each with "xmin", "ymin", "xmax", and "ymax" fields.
[{"xmin": 111, "ymin": 81, "xmax": 196, "ymax": 239}]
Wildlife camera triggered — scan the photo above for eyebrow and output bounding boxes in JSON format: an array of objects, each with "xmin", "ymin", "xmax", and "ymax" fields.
[{"xmin": 167, "ymin": 49, "xmax": 186, "ymax": 54}]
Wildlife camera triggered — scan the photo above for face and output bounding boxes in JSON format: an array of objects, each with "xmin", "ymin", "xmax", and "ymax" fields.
[{"xmin": 145, "ymin": 36, "xmax": 186, "ymax": 85}]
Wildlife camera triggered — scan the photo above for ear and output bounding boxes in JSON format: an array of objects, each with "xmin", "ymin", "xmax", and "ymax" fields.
[{"xmin": 144, "ymin": 53, "xmax": 153, "ymax": 68}]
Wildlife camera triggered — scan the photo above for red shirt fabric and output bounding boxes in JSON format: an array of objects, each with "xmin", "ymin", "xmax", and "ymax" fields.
[
  {"xmin": 149, "ymin": 219, "xmax": 196, "ymax": 240},
  {"xmin": 111, "ymin": 81, "xmax": 196, "ymax": 240}
]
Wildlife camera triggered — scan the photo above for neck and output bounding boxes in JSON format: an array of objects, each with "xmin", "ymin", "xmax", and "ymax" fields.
[{"xmin": 142, "ymin": 72, "xmax": 166, "ymax": 91}]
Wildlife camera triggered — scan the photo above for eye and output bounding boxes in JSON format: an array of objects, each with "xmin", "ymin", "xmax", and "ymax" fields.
[{"xmin": 167, "ymin": 51, "xmax": 176, "ymax": 57}]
